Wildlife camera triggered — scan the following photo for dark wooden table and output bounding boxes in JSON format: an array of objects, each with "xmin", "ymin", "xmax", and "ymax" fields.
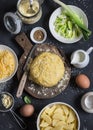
[{"xmin": 0, "ymin": 0, "xmax": 93, "ymax": 130}]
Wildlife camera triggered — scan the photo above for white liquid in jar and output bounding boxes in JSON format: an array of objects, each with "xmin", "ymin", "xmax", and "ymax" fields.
[{"xmin": 76, "ymin": 52, "xmax": 85, "ymax": 62}]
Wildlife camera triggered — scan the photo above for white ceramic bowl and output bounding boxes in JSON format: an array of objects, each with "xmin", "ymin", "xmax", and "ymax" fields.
[
  {"xmin": 30, "ymin": 27, "xmax": 47, "ymax": 44},
  {"xmin": 49, "ymin": 6, "xmax": 88, "ymax": 44},
  {"xmin": 81, "ymin": 92, "xmax": 93, "ymax": 113},
  {"xmin": 0, "ymin": 45, "xmax": 18, "ymax": 83},
  {"xmin": 37, "ymin": 102, "xmax": 80, "ymax": 130}
]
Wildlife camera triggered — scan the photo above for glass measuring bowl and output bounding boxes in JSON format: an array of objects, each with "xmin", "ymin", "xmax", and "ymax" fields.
[
  {"xmin": 17, "ymin": 0, "xmax": 42, "ymax": 24},
  {"xmin": 4, "ymin": 0, "xmax": 42, "ymax": 34},
  {"xmin": 0, "ymin": 92, "xmax": 26, "ymax": 129}
]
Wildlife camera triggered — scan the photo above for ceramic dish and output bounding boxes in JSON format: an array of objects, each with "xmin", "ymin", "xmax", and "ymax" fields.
[
  {"xmin": 30, "ymin": 27, "xmax": 47, "ymax": 44},
  {"xmin": 0, "ymin": 45, "xmax": 18, "ymax": 83},
  {"xmin": 49, "ymin": 6, "xmax": 88, "ymax": 44},
  {"xmin": 37, "ymin": 102, "xmax": 80, "ymax": 130},
  {"xmin": 24, "ymin": 43, "xmax": 71, "ymax": 99},
  {"xmin": 81, "ymin": 92, "xmax": 93, "ymax": 113}
]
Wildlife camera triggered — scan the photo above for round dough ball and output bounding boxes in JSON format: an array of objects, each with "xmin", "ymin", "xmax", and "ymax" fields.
[{"xmin": 29, "ymin": 52, "xmax": 65, "ymax": 87}]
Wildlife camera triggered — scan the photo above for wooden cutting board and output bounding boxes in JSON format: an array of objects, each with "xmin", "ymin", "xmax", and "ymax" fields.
[
  {"xmin": 15, "ymin": 32, "xmax": 33, "ymax": 80},
  {"xmin": 15, "ymin": 33, "xmax": 71, "ymax": 99}
]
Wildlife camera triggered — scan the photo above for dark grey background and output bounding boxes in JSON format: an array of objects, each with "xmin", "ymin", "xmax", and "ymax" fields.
[{"xmin": 0, "ymin": 0, "xmax": 93, "ymax": 130}]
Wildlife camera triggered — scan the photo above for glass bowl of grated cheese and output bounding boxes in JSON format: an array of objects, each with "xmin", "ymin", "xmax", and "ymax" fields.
[{"xmin": 0, "ymin": 45, "xmax": 18, "ymax": 83}]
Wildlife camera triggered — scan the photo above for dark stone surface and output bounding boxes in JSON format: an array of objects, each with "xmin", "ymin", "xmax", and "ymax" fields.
[{"xmin": 0, "ymin": 0, "xmax": 93, "ymax": 130}]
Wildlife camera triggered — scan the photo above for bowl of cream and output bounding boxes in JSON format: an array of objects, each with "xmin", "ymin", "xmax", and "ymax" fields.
[{"xmin": 81, "ymin": 92, "xmax": 93, "ymax": 113}]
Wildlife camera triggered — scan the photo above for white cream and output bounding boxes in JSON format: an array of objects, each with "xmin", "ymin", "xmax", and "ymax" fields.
[
  {"xmin": 81, "ymin": 92, "xmax": 93, "ymax": 113},
  {"xmin": 85, "ymin": 95, "xmax": 93, "ymax": 109},
  {"xmin": 71, "ymin": 47, "xmax": 93, "ymax": 68}
]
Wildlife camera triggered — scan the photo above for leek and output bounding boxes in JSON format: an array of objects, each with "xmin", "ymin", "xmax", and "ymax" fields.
[
  {"xmin": 54, "ymin": 13, "xmax": 81, "ymax": 38},
  {"xmin": 53, "ymin": 0, "xmax": 92, "ymax": 40}
]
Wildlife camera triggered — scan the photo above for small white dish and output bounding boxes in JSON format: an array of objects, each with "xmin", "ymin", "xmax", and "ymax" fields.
[
  {"xmin": 81, "ymin": 92, "xmax": 93, "ymax": 113},
  {"xmin": 49, "ymin": 6, "xmax": 88, "ymax": 44},
  {"xmin": 30, "ymin": 27, "xmax": 47, "ymax": 44},
  {"xmin": 0, "ymin": 45, "xmax": 18, "ymax": 83},
  {"xmin": 37, "ymin": 102, "xmax": 80, "ymax": 130}
]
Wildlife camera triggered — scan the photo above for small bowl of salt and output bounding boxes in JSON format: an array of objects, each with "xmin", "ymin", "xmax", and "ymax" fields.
[{"xmin": 81, "ymin": 92, "xmax": 93, "ymax": 113}]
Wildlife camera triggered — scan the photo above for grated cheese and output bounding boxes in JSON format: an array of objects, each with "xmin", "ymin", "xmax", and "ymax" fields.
[{"xmin": 0, "ymin": 50, "xmax": 15, "ymax": 79}]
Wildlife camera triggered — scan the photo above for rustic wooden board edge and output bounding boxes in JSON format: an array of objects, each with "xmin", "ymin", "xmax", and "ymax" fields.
[{"xmin": 15, "ymin": 32, "xmax": 33, "ymax": 80}]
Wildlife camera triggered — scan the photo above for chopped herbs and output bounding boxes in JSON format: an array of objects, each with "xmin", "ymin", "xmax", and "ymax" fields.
[{"xmin": 23, "ymin": 96, "xmax": 31, "ymax": 104}]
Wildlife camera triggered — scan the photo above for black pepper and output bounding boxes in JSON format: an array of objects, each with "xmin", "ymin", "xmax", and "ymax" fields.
[{"xmin": 34, "ymin": 30, "xmax": 44, "ymax": 41}]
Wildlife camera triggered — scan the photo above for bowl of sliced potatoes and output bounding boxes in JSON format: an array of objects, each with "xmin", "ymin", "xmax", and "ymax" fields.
[{"xmin": 37, "ymin": 102, "xmax": 80, "ymax": 130}]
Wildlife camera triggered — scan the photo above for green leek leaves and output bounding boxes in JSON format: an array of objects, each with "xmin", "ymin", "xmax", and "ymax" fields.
[{"xmin": 53, "ymin": 0, "xmax": 91, "ymax": 40}]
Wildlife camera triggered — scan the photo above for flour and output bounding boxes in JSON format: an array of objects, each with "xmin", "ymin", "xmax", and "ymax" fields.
[
  {"xmin": 69, "ymin": 67, "xmax": 84, "ymax": 94},
  {"xmin": 68, "ymin": 0, "xmax": 89, "ymax": 14},
  {"xmin": 0, "ymin": 80, "xmax": 13, "ymax": 92}
]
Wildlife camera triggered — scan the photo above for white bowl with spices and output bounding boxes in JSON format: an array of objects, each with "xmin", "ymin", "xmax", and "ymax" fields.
[
  {"xmin": 0, "ymin": 45, "xmax": 18, "ymax": 83},
  {"xmin": 30, "ymin": 27, "xmax": 47, "ymax": 44}
]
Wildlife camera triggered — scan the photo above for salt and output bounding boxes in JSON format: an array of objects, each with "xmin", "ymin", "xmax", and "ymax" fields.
[{"xmin": 85, "ymin": 95, "xmax": 93, "ymax": 109}]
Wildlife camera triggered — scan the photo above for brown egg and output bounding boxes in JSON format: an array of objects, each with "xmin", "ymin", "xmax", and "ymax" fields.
[
  {"xmin": 75, "ymin": 74, "xmax": 90, "ymax": 89},
  {"xmin": 20, "ymin": 104, "xmax": 34, "ymax": 117}
]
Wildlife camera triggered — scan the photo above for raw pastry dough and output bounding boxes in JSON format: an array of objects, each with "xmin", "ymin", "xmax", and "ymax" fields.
[{"xmin": 29, "ymin": 52, "xmax": 65, "ymax": 87}]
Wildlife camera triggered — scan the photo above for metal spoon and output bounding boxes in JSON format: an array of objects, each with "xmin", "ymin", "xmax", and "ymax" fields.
[
  {"xmin": 0, "ymin": 92, "xmax": 26, "ymax": 129},
  {"xmin": 29, "ymin": 0, "xmax": 33, "ymax": 6},
  {"xmin": 27, "ymin": 0, "xmax": 36, "ymax": 14}
]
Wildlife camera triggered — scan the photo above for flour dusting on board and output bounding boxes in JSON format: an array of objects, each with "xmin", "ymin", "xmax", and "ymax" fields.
[
  {"xmin": 9, "ymin": 124, "xmax": 13, "ymax": 129},
  {"xmin": 69, "ymin": 0, "xmax": 88, "ymax": 13},
  {"xmin": 69, "ymin": 67, "xmax": 84, "ymax": 94},
  {"xmin": 26, "ymin": 44, "xmax": 71, "ymax": 99}
]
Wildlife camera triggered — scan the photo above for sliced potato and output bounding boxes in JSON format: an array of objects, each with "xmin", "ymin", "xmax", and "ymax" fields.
[
  {"xmin": 55, "ymin": 120, "xmax": 66, "ymax": 127},
  {"xmin": 41, "ymin": 114, "xmax": 52, "ymax": 124},
  {"xmin": 45, "ymin": 105, "xmax": 56, "ymax": 116},
  {"xmin": 44, "ymin": 126, "xmax": 53, "ymax": 130},
  {"xmin": 67, "ymin": 109, "xmax": 76, "ymax": 123},
  {"xmin": 52, "ymin": 125, "xmax": 64, "ymax": 130},
  {"xmin": 52, "ymin": 119, "xmax": 59, "ymax": 126},
  {"xmin": 52, "ymin": 113, "xmax": 66, "ymax": 121},
  {"xmin": 62, "ymin": 105, "xmax": 70, "ymax": 116},
  {"xmin": 40, "ymin": 120, "xmax": 49, "ymax": 127},
  {"xmin": 54, "ymin": 107, "xmax": 64, "ymax": 115}
]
